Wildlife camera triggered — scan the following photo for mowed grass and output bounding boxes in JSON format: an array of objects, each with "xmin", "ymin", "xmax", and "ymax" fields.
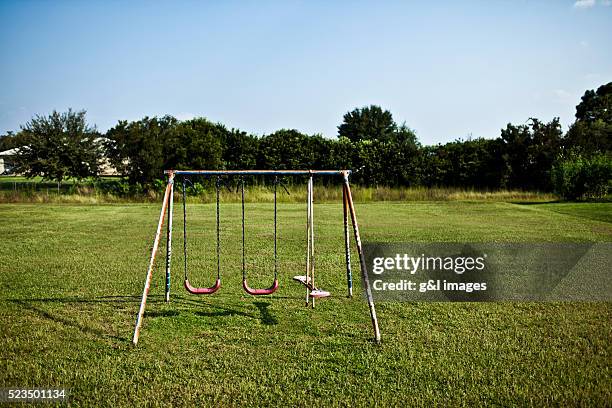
[{"xmin": 0, "ymin": 198, "xmax": 611, "ymax": 406}]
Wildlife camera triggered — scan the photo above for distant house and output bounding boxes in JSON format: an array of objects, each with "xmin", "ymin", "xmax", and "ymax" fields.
[
  {"xmin": 0, "ymin": 148, "xmax": 19, "ymax": 175},
  {"xmin": 99, "ymin": 157, "xmax": 121, "ymax": 176},
  {"xmin": 95, "ymin": 137, "xmax": 121, "ymax": 176},
  {"xmin": 0, "ymin": 144, "xmax": 121, "ymax": 176}
]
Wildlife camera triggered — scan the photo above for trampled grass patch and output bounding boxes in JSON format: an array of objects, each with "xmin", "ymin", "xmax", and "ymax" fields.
[{"xmin": 0, "ymin": 200, "xmax": 610, "ymax": 406}]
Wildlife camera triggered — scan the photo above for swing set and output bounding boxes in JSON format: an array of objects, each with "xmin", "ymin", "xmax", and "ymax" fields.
[{"xmin": 132, "ymin": 170, "xmax": 380, "ymax": 345}]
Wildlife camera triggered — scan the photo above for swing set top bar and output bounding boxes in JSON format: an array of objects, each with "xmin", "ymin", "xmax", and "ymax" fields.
[{"xmin": 164, "ymin": 169, "xmax": 351, "ymax": 176}]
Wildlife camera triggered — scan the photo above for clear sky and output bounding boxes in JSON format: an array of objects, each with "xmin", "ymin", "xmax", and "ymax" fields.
[{"xmin": 0, "ymin": 1, "xmax": 610, "ymax": 145}]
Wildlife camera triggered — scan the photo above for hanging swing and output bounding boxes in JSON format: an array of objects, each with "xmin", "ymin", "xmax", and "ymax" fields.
[
  {"xmin": 293, "ymin": 174, "xmax": 330, "ymax": 303},
  {"xmin": 241, "ymin": 177, "xmax": 279, "ymax": 296},
  {"xmin": 182, "ymin": 177, "xmax": 221, "ymax": 295}
]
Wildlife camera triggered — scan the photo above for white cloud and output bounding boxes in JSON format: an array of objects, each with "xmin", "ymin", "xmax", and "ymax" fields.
[
  {"xmin": 573, "ymin": 0, "xmax": 610, "ymax": 7},
  {"xmin": 580, "ymin": 40, "xmax": 589, "ymax": 48},
  {"xmin": 574, "ymin": 0, "xmax": 595, "ymax": 8}
]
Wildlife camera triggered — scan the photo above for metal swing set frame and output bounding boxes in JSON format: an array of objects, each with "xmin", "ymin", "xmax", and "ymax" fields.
[{"xmin": 132, "ymin": 169, "xmax": 381, "ymax": 345}]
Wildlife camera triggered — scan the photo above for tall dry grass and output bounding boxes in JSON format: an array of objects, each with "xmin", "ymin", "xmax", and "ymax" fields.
[{"xmin": 0, "ymin": 185, "xmax": 557, "ymax": 204}]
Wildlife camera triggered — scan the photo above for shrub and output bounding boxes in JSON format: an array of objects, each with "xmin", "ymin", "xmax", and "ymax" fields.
[{"xmin": 552, "ymin": 153, "xmax": 612, "ymax": 200}]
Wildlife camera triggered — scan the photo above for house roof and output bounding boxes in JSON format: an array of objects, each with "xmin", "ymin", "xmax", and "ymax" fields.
[{"xmin": 0, "ymin": 148, "xmax": 20, "ymax": 156}]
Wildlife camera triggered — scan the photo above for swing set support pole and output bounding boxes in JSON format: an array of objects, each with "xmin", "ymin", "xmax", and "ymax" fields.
[
  {"xmin": 132, "ymin": 173, "xmax": 174, "ymax": 346},
  {"xmin": 342, "ymin": 181, "xmax": 353, "ymax": 298},
  {"xmin": 165, "ymin": 180, "xmax": 174, "ymax": 303},
  {"xmin": 305, "ymin": 176, "xmax": 311, "ymax": 307},
  {"xmin": 342, "ymin": 171, "xmax": 381, "ymax": 343}
]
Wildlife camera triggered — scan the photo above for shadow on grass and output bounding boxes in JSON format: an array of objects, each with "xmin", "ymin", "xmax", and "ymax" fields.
[
  {"xmin": 7, "ymin": 294, "xmax": 283, "ymax": 344},
  {"xmin": 511, "ymin": 200, "xmax": 562, "ymax": 205},
  {"xmin": 178, "ymin": 296, "xmax": 279, "ymax": 325},
  {"xmin": 194, "ymin": 309, "xmax": 252, "ymax": 318},
  {"xmin": 6, "ymin": 295, "xmax": 173, "ymax": 344},
  {"xmin": 513, "ymin": 199, "xmax": 612, "ymax": 205},
  {"xmin": 253, "ymin": 301, "xmax": 278, "ymax": 325},
  {"xmin": 9, "ymin": 299, "xmax": 129, "ymax": 343},
  {"xmin": 145, "ymin": 310, "xmax": 179, "ymax": 318},
  {"xmin": 8, "ymin": 295, "xmax": 142, "ymax": 304}
]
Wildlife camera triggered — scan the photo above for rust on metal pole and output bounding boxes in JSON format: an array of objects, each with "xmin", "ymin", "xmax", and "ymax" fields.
[
  {"xmin": 342, "ymin": 183, "xmax": 353, "ymax": 298},
  {"xmin": 132, "ymin": 173, "xmax": 174, "ymax": 345},
  {"xmin": 342, "ymin": 171, "xmax": 381, "ymax": 343},
  {"xmin": 164, "ymin": 179, "xmax": 174, "ymax": 302}
]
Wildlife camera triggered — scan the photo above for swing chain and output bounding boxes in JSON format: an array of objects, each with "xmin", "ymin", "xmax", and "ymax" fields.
[
  {"xmin": 241, "ymin": 176, "xmax": 280, "ymax": 280},
  {"xmin": 241, "ymin": 177, "xmax": 246, "ymax": 280},
  {"xmin": 276, "ymin": 177, "xmax": 291, "ymax": 196},
  {"xmin": 182, "ymin": 177, "xmax": 190, "ymax": 281},
  {"xmin": 273, "ymin": 176, "xmax": 278, "ymax": 279}
]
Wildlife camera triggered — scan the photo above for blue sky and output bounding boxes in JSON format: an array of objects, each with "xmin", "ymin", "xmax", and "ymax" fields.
[{"xmin": 0, "ymin": 0, "xmax": 610, "ymax": 145}]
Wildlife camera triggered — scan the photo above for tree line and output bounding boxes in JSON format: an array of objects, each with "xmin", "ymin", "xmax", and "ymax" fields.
[{"xmin": 1, "ymin": 83, "xmax": 610, "ymax": 199}]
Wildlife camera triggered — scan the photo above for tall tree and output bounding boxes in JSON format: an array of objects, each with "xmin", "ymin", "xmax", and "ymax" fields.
[
  {"xmin": 419, "ymin": 138, "xmax": 505, "ymax": 188},
  {"xmin": 565, "ymin": 82, "xmax": 612, "ymax": 154},
  {"xmin": 165, "ymin": 117, "xmax": 224, "ymax": 171},
  {"xmin": 221, "ymin": 129, "xmax": 259, "ymax": 170},
  {"xmin": 501, "ymin": 118, "xmax": 563, "ymax": 190},
  {"xmin": 0, "ymin": 131, "xmax": 20, "ymax": 152},
  {"xmin": 13, "ymin": 109, "xmax": 101, "ymax": 182},
  {"xmin": 257, "ymin": 129, "xmax": 315, "ymax": 169},
  {"xmin": 106, "ymin": 116, "xmax": 177, "ymax": 185},
  {"xmin": 575, "ymin": 82, "xmax": 612, "ymax": 123},
  {"xmin": 338, "ymin": 105, "xmax": 396, "ymax": 142}
]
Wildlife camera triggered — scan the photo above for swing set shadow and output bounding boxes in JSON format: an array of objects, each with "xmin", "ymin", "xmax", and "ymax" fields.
[
  {"xmin": 171, "ymin": 294, "xmax": 279, "ymax": 325},
  {"xmin": 7, "ymin": 295, "xmax": 278, "ymax": 346},
  {"xmin": 8, "ymin": 297, "xmax": 131, "ymax": 343},
  {"xmin": 193, "ymin": 301, "xmax": 278, "ymax": 325}
]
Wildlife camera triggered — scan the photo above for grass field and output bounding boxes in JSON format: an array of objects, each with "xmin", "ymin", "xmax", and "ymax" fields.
[{"xmin": 1, "ymin": 198, "xmax": 611, "ymax": 406}]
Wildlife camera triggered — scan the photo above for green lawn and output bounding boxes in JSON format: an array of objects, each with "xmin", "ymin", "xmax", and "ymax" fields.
[
  {"xmin": 0, "ymin": 200, "xmax": 610, "ymax": 406},
  {"xmin": 528, "ymin": 202, "xmax": 612, "ymax": 224}
]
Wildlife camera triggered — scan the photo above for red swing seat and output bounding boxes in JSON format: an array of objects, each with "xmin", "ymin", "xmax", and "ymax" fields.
[
  {"xmin": 243, "ymin": 278, "xmax": 278, "ymax": 296},
  {"xmin": 184, "ymin": 277, "xmax": 221, "ymax": 295}
]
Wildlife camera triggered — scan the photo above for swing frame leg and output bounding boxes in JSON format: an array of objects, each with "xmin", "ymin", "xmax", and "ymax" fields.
[
  {"xmin": 342, "ymin": 181, "xmax": 353, "ymax": 298},
  {"xmin": 132, "ymin": 174, "xmax": 174, "ymax": 345},
  {"xmin": 305, "ymin": 176, "xmax": 311, "ymax": 307},
  {"xmin": 165, "ymin": 180, "xmax": 174, "ymax": 303},
  {"xmin": 307, "ymin": 175, "xmax": 315, "ymax": 308},
  {"xmin": 342, "ymin": 172, "xmax": 381, "ymax": 343}
]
